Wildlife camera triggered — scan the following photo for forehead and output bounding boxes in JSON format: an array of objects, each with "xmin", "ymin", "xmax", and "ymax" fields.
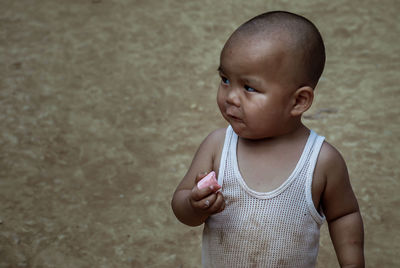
[{"xmin": 220, "ymin": 32, "xmax": 293, "ymax": 77}]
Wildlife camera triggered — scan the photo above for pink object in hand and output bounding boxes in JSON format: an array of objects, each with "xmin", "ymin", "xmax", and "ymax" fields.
[{"xmin": 197, "ymin": 171, "xmax": 221, "ymax": 191}]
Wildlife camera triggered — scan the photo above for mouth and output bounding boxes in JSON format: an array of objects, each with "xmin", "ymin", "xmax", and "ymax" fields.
[{"xmin": 226, "ymin": 112, "xmax": 242, "ymax": 122}]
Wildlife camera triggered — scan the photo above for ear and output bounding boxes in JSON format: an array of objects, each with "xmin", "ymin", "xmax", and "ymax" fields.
[{"xmin": 290, "ymin": 86, "xmax": 314, "ymax": 117}]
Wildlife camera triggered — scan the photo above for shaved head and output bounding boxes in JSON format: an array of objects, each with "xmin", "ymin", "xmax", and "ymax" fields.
[{"xmin": 224, "ymin": 11, "xmax": 325, "ymax": 88}]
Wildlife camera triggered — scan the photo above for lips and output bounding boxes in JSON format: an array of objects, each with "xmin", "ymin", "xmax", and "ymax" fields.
[
  {"xmin": 226, "ymin": 110, "xmax": 242, "ymax": 122},
  {"xmin": 227, "ymin": 114, "xmax": 241, "ymax": 121}
]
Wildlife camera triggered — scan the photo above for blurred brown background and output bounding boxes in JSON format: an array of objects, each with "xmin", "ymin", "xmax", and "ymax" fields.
[{"xmin": 1, "ymin": 0, "xmax": 399, "ymax": 267}]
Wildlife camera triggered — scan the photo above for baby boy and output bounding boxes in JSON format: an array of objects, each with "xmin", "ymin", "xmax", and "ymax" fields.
[{"xmin": 172, "ymin": 11, "xmax": 364, "ymax": 268}]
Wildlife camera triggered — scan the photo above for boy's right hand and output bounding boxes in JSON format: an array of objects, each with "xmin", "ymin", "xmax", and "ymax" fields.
[{"xmin": 189, "ymin": 173, "xmax": 225, "ymax": 217}]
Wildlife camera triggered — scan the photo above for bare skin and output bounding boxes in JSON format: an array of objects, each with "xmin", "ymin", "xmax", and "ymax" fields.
[{"xmin": 171, "ymin": 30, "xmax": 364, "ymax": 267}]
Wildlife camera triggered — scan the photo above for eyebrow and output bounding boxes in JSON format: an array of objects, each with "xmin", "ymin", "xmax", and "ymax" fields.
[
  {"xmin": 244, "ymin": 77, "xmax": 262, "ymax": 89},
  {"xmin": 218, "ymin": 66, "xmax": 262, "ymax": 87}
]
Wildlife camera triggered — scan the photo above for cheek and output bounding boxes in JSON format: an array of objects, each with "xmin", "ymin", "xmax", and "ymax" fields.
[
  {"xmin": 216, "ymin": 88, "xmax": 225, "ymax": 110},
  {"xmin": 250, "ymin": 97, "xmax": 270, "ymax": 115}
]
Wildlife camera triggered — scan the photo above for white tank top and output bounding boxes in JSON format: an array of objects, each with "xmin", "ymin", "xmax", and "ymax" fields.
[{"xmin": 202, "ymin": 126, "xmax": 326, "ymax": 268}]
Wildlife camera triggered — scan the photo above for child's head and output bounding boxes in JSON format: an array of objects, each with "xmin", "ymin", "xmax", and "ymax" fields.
[{"xmin": 217, "ymin": 11, "xmax": 325, "ymax": 139}]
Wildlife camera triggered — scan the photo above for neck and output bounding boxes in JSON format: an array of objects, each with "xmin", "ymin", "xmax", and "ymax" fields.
[{"xmin": 240, "ymin": 121, "xmax": 310, "ymax": 146}]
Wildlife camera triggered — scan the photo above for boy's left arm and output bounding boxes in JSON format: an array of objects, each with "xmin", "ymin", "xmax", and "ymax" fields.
[{"xmin": 319, "ymin": 143, "xmax": 364, "ymax": 268}]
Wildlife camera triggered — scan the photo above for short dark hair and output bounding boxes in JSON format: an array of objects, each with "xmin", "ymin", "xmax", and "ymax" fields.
[{"xmin": 234, "ymin": 11, "xmax": 325, "ymax": 88}]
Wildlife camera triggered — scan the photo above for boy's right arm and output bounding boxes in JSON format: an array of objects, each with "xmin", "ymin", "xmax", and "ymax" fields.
[{"xmin": 171, "ymin": 129, "xmax": 226, "ymax": 227}]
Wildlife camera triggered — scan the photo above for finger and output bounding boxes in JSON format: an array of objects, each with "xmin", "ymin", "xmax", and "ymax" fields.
[
  {"xmin": 207, "ymin": 192, "xmax": 225, "ymax": 213},
  {"xmin": 203, "ymin": 193, "xmax": 218, "ymax": 209},
  {"xmin": 216, "ymin": 197, "xmax": 226, "ymax": 213},
  {"xmin": 195, "ymin": 172, "xmax": 209, "ymax": 184},
  {"xmin": 192, "ymin": 193, "xmax": 218, "ymax": 210},
  {"xmin": 191, "ymin": 184, "xmax": 218, "ymax": 201}
]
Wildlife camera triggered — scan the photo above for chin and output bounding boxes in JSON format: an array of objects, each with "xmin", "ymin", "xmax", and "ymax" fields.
[
  {"xmin": 240, "ymin": 133, "xmax": 269, "ymax": 140},
  {"xmin": 231, "ymin": 125, "xmax": 276, "ymax": 140},
  {"xmin": 230, "ymin": 125, "xmax": 256, "ymax": 139}
]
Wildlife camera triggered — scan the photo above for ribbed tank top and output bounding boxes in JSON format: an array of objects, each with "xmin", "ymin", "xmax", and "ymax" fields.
[{"xmin": 202, "ymin": 126, "xmax": 326, "ymax": 268}]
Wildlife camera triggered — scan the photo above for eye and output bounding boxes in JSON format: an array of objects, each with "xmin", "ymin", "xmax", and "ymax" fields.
[
  {"xmin": 220, "ymin": 76, "xmax": 230, "ymax": 85},
  {"xmin": 244, "ymin": 85, "xmax": 256, "ymax": 92}
]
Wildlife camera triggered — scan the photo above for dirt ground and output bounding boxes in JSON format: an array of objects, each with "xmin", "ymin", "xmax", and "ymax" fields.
[{"xmin": 1, "ymin": 0, "xmax": 399, "ymax": 267}]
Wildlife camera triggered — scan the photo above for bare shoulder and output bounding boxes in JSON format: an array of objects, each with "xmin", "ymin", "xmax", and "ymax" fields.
[
  {"xmin": 312, "ymin": 140, "xmax": 349, "ymax": 210},
  {"xmin": 176, "ymin": 128, "xmax": 227, "ymax": 191},
  {"xmin": 198, "ymin": 128, "xmax": 226, "ymax": 158},
  {"xmin": 205, "ymin": 127, "xmax": 226, "ymax": 146},
  {"xmin": 209, "ymin": 128, "xmax": 227, "ymax": 172},
  {"xmin": 317, "ymin": 141, "xmax": 348, "ymax": 181},
  {"xmin": 202, "ymin": 128, "xmax": 226, "ymax": 172},
  {"xmin": 315, "ymin": 141, "xmax": 359, "ymax": 222}
]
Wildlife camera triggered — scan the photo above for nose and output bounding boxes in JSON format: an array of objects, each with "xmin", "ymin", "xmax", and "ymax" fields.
[{"xmin": 226, "ymin": 87, "xmax": 241, "ymax": 107}]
